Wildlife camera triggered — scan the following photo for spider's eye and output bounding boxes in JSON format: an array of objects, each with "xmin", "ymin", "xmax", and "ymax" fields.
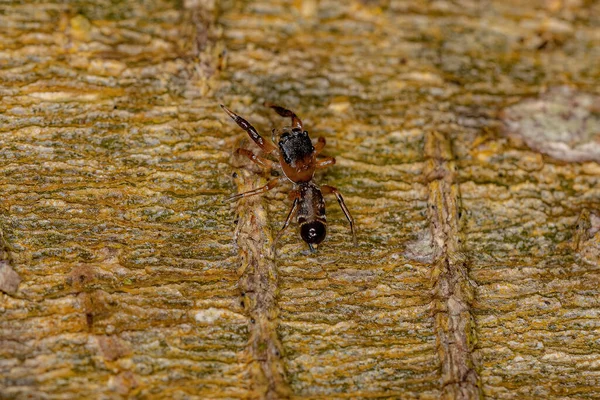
[{"xmin": 279, "ymin": 131, "xmax": 291, "ymax": 141}]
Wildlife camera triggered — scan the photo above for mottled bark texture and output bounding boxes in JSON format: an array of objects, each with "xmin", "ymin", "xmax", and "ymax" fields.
[{"xmin": 1, "ymin": 0, "xmax": 600, "ymax": 399}]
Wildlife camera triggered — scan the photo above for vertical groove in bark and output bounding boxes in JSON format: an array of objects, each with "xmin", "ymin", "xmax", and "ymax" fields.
[
  {"xmin": 233, "ymin": 169, "xmax": 291, "ymax": 399},
  {"xmin": 183, "ymin": 0, "xmax": 219, "ymax": 56},
  {"xmin": 425, "ymin": 131, "xmax": 482, "ymax": 400}
]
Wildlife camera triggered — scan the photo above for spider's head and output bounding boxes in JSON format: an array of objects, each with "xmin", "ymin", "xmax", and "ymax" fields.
[{"xmin": 278, "ymin": 129, "xmax": 315, "ymax": 165}]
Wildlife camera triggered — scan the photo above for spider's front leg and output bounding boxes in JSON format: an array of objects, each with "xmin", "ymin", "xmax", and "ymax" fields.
[
  {"xmin": 265, "ymin": 103, "xmax": 303, "ymax": 131},
  {"xmin": 221, "ymin": 105, "xmax": 278, "ymax": 155}
]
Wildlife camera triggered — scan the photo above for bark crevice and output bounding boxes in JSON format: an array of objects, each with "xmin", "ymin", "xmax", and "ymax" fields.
[
  {"xmin": 425, "ymin": 131, "xmax": 482, "ymax": 400},
  {"xmin": 232, "ymin": 169, "xmax": 291, "ymax": 400}
]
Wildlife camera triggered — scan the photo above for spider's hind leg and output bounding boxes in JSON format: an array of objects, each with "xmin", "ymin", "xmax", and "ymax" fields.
[
  {"xmin": 272, "ymin": 191, "xmax": 300, "ymax": 255},
  {"xmin": 321, "ymin": 185, "xmax": 357, "ymax": 246}
]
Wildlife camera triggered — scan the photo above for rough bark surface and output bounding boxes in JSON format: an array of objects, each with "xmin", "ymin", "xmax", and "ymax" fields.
[
  {"xmin": 426, "ymin": 131, "xmax": 481, "ymax": 400},
  {"xmin": 1, "ymin": 0, "xmax": 600, "ymax": 399},
  {"xmin": 233, "ymin": 167, "xmax": 291, "ymax": 399}
]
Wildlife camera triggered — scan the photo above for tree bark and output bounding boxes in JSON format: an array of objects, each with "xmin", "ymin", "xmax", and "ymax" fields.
[{"xmin": 1, "ymin": 0, "xmax": 599, "ymax": 399}]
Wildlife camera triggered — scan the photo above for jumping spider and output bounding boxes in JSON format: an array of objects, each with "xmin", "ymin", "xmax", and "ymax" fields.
[{"xmin": 221, "ymin": 103, "xmax": 357, "ymax": 253}]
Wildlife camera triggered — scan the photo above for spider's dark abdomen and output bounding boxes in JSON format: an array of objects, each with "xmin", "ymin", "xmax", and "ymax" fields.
[
  {"xmin": 278, "ymin": 129, "xmax": 314, "ymax": 165},
  {"xmin": 300, "ymin": 221, "xmax": 326, "ymax": 245},
  {"xmin": 297, "ymin": 182, "xmax": 327, "ymax": 245}
]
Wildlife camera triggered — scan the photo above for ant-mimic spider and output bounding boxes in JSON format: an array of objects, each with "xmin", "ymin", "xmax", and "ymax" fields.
[{"xmin": 221, "ymin": 103, "xmax": 357, "ymax": 253}]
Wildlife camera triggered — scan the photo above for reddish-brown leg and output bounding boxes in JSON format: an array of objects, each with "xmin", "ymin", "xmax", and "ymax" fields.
[
  {"xmin": 265, "ymin": 103, "xmax": 303, "ymax": 131},
  {"xmin": 224, "ymin": 177, "xmax": 284, "ymax": 202},
  {"xmin": 321, "ymin": 185, "xmax": 357, "ymax": 245},
  {"xmin": 235, "ymin": 148, "xmax": 280, "ymax": 169},
  {"xmin": 315, "ymin": 157, "xmax": 336, "ymax": 169},
  {"xmin": 272, "ymin": 190, "xmax": 300, "ymax": 253},
  {"xmin": 221, "ymin": 105, "xmax": 278, "ymax": 155},
  {"xmin": 314, "ymin": 137, "xmax": 326, "ymax": 155}
]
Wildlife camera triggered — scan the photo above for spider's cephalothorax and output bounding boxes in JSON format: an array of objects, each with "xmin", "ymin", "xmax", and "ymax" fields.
[
  {"xmin": 221, "ymin": 103, "xmax": 356, "ymax": 253},
  {"xmin": 278, "ymin": 129, "xmax": 314, "ymax": 166},
  {"xmin": 278, "ymin": 128, "xmax": 316, "ymax": 183}
]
